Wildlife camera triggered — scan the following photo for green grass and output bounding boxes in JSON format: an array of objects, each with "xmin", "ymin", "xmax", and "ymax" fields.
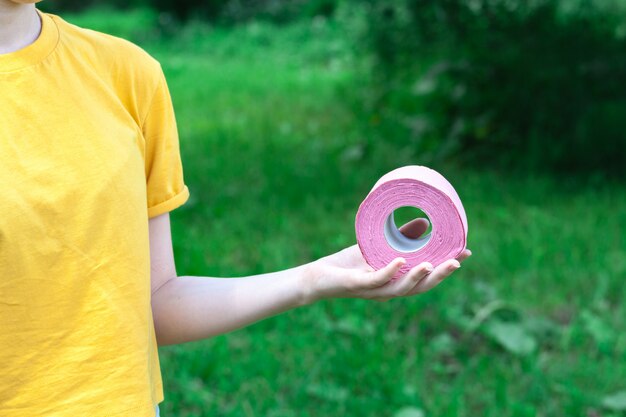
[{"xmin": 63, "ymin": 9, "xmax": 626, "ymax": 417}]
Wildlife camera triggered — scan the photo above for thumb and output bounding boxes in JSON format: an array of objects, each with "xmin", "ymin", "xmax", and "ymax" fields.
[{"xmin": 399, "ymin": 218, "xmax": 430, "ymax": 239}]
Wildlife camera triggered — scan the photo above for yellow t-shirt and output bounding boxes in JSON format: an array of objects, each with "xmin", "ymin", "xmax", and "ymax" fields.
[{"xmin": 0, "ymin": 11, "xmax": 189, "ymax": 417}]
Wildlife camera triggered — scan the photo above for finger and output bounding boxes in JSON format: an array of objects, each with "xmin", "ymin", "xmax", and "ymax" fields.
[
  {"xmin": 363, "ymin": 257, "xmax": 406, "ymax": 289},
  {"xmin": 456, "ymin": 249, "xmax": 472, "ymax": 263},
  {"xmin": 385, "ymin": 262, "xmax": 433, "ymax": 297},
  {"xmin": 411, "ymin": 259, "xmax": 460, "ymax": 294},
  {"xmin": 398, "ymin": 218, "xmax": 430, "ymax": 239}
]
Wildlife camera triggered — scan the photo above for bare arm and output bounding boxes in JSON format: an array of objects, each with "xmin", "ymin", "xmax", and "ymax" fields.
[{"xmin": 150, "ymin": 213, "xmax": 470, "ymax": 346}]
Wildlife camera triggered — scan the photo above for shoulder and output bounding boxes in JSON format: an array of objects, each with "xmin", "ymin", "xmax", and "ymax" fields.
[
  {"xmin": 48, "ymin": 13, "xmax": 163, "ymax": 84},
  {"xmin": 45, "ymin": 13, "xmax": 167, "ymax": 123}
]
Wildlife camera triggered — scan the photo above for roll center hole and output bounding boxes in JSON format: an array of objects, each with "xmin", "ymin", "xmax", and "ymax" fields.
[{"xmin": 384, "ymin": 206, "xmax": 432, "ymax": 253}]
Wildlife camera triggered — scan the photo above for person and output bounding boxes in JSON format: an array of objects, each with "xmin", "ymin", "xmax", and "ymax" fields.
[{"xmin": 0, "ymin": 1, "xmax": 472, "ymax": 416}]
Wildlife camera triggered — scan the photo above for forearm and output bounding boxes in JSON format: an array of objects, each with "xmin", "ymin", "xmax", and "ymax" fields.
[
  {"xmin": 151, "ymin": 265, "xmax": 313, "ymax": 346},
  {"xmin": 149, "ymin": 215, "xmax": 470, "ymax": 346}
]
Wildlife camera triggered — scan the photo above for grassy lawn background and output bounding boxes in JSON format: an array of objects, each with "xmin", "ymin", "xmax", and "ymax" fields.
[{"xmin": 62, "ymin": 9, "xmax": 626, "ymax": 417}]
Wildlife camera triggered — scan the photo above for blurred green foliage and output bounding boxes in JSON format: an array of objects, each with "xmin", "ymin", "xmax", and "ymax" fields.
[
  {"xmin": 357, "ymin": 0, "xmax": 626, "ymax": 174},
  {"xmin": 42, "ymin": 0, "xmax": 626, "ymax": 174},
  {"xmin": 43, "ymin": 0, "xmax": 336, "ymax": 23}
]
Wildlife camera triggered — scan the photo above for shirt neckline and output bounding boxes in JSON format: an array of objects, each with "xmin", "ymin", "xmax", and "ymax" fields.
[{"xmin": 0, "ymin": 11, "xmax": 59, "ymax": 73}]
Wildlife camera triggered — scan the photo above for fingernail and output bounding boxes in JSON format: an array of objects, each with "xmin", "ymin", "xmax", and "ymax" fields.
[
  {"xmin": 424, "ymin": 263, "xmax": 434, "ymax": 273},
  {"xmin": 451, "ymin": 260, "xmax": 461, "ymax": 269}
]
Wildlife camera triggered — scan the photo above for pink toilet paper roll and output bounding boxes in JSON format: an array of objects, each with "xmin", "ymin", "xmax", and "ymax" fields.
[{"xmin": 355, "ymin": 166, "xmax": 468, "ymax": 277}]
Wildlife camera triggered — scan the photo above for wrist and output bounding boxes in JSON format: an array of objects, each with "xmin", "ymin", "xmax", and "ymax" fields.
[{"xmin": 299, "ymin": 261, "xmax": 324, "ymax": 306}]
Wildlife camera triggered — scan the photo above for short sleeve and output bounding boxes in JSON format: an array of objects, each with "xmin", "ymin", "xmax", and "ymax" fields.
[{"xmin": 142, "ymin": 66, "xmax": 190, "ymax": 218}]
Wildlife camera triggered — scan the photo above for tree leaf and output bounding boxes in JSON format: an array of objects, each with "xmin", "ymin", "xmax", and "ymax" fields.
[
  {"xmin": 581, "ymin": 310, "xmax": 616, "ymax": 349},
  {"xmin": 484, "ymin": 321, "xmax": 537, "ymax": 356},
  {"xmin": 306, "ymin": 383, "xmax": 349, "ymax": 403},
  {"xmin": 393, "ymin": 406, "xmax": 425, "ymax": 417},
  {"xmin": 602, "ymin": 391, "xmax": 626, "ymax": 411}
]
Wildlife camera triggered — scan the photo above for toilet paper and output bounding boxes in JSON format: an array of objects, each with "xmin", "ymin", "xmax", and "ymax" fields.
[{"xmin": 355, "ymin": 166, "xmax": 468, "ymax": 277}]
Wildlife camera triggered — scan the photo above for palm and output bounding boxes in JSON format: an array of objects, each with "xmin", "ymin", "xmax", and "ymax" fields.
[{"xmin": 308, "ymin": 218, "xmax": 471, "ymax": 302}]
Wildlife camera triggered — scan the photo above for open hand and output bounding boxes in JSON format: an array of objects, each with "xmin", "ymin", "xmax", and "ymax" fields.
[{"xmin": 303, "ymin": 218, "xmax": 471, "ymax": 303}]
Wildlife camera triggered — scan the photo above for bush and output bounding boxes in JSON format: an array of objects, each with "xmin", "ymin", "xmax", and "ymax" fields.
[
  {"xmin": 40, "ymin": 0, "xmax": 148, "ymax": 13},
  {"xmin": 43, "ymin": 0, "xmax": 338, "ymax": 23},
  {"xmin": 359, "ymin": 0, "xmax": 626, "ymax": 175}
]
